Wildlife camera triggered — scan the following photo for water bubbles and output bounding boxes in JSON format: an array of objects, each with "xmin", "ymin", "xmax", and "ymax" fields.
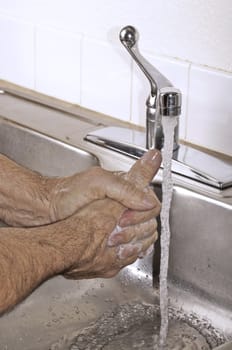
[
  {"xmin": 50, "ymin": 303, "xmax": 225, "ymax": 350},
  {"xmin": 104, "ymin": 297, "xmax": 114, "ymax": 303},
  {"xmin": 74, "ymin": 306, "xmax": 80, "ymax": 314},
  {"xmin": 159, "ymin": 116, "xmax": 178, "ymax": 346}
]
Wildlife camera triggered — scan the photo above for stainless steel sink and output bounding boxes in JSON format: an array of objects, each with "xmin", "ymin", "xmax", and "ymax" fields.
[
  {"xmin": 0, "ymin": 116, "xmax": 231, "ymax": 349},
  {"xmin": 0, "ymin": 119, "xmax": 99, "ymax": 177}
]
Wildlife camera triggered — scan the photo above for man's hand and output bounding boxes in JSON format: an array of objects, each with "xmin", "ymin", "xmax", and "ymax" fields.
[
  {"xmin": 48, "ymin": 166, "xmax": 158, "ymax": 223},
  {"xmin": 62, "ymin": 201, "xmax": 158, "ymax": 280},
  {"xmin": 0, "ymin": 153, "xmax": 160, "ymax": 227},
  {"xmin": 63, "ymin": 149, "xmax": 161, "ymax": 279}
]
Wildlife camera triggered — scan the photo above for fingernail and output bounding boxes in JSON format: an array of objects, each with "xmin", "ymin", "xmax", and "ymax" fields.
[
  {"xmin": 142, "ymin": 194, "xmax": 156, "ymax": 208},
  {"xmin": 141, "ymin": 149, "xmax": 162, "ymax": 163},
  {"xmin": 119, "ymin": 217, "xmax": 129, "ymax": 227},
  {"xmin": 107, "ymin": 225, "xmax": 122, "ymax": 246},
  {"xmin": 138, "ymin": 245, "xmax": 154, "ymax": 258},
  {"xmin": 117, "ymin": 243, "xmax": 142, "ymax": 260},
  {"xmin": 119, "ymin": 210, "xmax": 132, "ymax": 227},
  {"xmin": 146, "ymin": 245, "xmax": 154, "ymax": 255}
]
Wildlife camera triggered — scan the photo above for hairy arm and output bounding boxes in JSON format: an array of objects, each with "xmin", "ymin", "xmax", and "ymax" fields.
[
  {"xmin": 0, "ymin": 226, "xmax": 61, "ymax": 314},
  {"xmin": 0, "ymin": 154, "xmax": 53, "ymax": 226},
  {"xmin": 0, "ymin": 218, "xmax": 90, "ymax": 315}
]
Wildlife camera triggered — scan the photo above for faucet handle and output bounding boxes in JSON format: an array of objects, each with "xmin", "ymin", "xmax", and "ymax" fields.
[
  {"xmin": 159, "ymin": 87, "xmax": 182, "ymax": 117},
  {"xmin": 119, "ymin": 25, "xmax": 138, "ymax": 48},
  {"xmin": 119, "ymin": 25, "xmax": 172, "ymax": 95}
]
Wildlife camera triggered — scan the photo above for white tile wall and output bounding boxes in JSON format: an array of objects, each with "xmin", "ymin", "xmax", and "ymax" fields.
[
  {"xmin": 35, "ymin": 27, "xmax": 81, "ymax": 103},
  {"xmin": 81, "ymin": 38, "xmax": 131, "ymax": 121},
  {"xmin": 0, "ymin": 15, "xmax": 34, "ymax": 89},
  {"xmin": 0, "ymin": 1, "xmax": 232, "ymax": 156},
  {"xmin": 0, "ymin": 0, "xmax": 231, "ymax": 71},
  {"xmin": 187, "ymin": 65, "xmax": 232, "ymax": 156}
]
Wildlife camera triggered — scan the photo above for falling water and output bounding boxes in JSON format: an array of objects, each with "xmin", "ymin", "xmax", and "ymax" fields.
[{"xmin": 159, "ymin": 116, "xmax": 178, "ymax": 349}]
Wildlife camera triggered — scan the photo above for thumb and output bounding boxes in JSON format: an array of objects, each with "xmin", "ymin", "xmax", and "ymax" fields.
[{"xmin": 126, "ymin": 149, "xmax": 162, "ymax": 189}]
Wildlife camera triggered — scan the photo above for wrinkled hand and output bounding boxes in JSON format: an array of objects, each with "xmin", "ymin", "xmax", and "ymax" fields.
[
  {"xmin": 48, "ymin": 157, "xmax": 159, "ymax": 225},
  {"xmin": 59, "ymin": 149, "xmax": 162, "ymax": 279},
  {"xmin": 0, "ymin": 153, "xmax": 160, "ymax": 228}
]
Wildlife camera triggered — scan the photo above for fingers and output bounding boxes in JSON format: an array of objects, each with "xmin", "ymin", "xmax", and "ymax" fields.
[
  {"xmin": 116, "ymin": 231, "xmax": 158, "ymax": 262},
  {"xmin": 119, "ymin": 206, "xmax": 160, "ymax": 227},
  {"xmin": 119, "ymin": 191, "xmax": 161, "ymax": 227},
  {"xmin": 64, "ymin": 231, "xmax": 157, "ymax": 280},
  {"xmin": 91, "ymin": 149, "xmax": 161, "ymax": 212},
  {"xmin": 108, "ymin": 218, "xmax": 157, "ymax": 247},
  {"xmin": 60, "ymin": 150, "xmax": 162, "ymax": 281},
  {"xmin": 64, "ymin": 217, "xmax": 158, "ymax": 280},
  {"xmin": 126, "ymin": 149, "xmax": 162, "ymax": 189},
  {"xmin": 114, "ymin": 149, "xmax": 161, "ymax": 227},
  {"xmin": 100, "ymin": 170, "xmax": 157, "ymax": 211}
]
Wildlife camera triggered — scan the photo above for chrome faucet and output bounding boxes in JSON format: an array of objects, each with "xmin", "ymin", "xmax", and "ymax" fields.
[
  {"xmin": 85, "ymin": 26, "xmax": 232, "ymax": 190},
  {"xmin": 119, "ymin": 25, "xmax": 181, "ymax": 151}
]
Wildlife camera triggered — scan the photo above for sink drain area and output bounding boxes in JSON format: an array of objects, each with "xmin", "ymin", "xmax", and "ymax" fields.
[{"xmin": 50, "ymin": 303, "xmax": 227, "ymax": 350}]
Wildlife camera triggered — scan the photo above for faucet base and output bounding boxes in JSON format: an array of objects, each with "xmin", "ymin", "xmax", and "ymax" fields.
[{"xmin": 85, "ymin": 126, "xmax": 232, "ymax": 190}]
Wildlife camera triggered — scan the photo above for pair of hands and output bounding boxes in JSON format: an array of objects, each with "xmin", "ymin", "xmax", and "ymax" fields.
[
  {"xmin": 46, "ymin": 149, "xmax": 162, "ymax": 279},
  {"xmin": 0, "ymin": 149, "xmax": 161, "ymax": 314}
]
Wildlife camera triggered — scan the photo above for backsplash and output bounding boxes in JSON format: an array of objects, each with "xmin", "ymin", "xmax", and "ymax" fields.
[{"xmin": 0, "ymin": 0, "xmax": 231, "ymax": 156}]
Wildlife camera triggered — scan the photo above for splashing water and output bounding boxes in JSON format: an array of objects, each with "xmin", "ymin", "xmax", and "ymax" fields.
[
  {"xmin": 50, "ymin": 302, "xmax": 225, "ymax": 349},
  {"xmin": 159, "ymin": 116, "xmax": 178, "ymax": 349}
]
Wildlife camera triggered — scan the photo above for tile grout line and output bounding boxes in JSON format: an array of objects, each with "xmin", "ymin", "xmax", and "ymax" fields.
[
  {"xmin": 184, "ymin": 62, "xmax": 192, "ymax": 142},
  {"xmin": 129, "ymin": 58, "xmax": 134, "ymax": 124},
  {"xmin": 33, "ymin": 25, "xmax": 37, "ymax": 90},
  {"xmin": 79, "ymin": 33, "xmax": 84, "ymax": 106}
]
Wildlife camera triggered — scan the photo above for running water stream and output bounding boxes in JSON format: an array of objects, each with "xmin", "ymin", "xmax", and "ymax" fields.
[{"xmin": 158, "ymin": 116, "xmax": 178, "ymax": 349}]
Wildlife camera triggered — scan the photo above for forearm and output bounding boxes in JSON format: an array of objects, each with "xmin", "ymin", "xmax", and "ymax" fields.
[
  {"xmin": 0, "ymin": 225, "xmax": 66, "ymax": 314},
  {"xmin": 0, "ymin": 213, "xmax": 92, "ymax": 315},
  {"xmin": 0, "ymin": 155, "xmax": 56, "ymax": 226}
]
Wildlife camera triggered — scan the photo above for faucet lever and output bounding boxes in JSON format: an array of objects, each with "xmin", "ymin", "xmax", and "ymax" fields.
[
  {"xmin": 120, "ymin": 25, "xmax": 181, "ymax": 151},
  {"xmin": 119, "ymin": 25, "xmax": 172, "ymax": 96}
]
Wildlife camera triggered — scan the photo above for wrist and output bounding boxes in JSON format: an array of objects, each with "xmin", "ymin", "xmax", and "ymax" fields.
[
  {"xmin": 47, "ymin": 174, "xmax": 81, "ymax": 223},
  {"xmin": 0, "ymin": 226, "xmax": 66, "ymax": 313},
  {"xmin": 36, "ymin": 176, "xmax": 68, "ymax": 225}
]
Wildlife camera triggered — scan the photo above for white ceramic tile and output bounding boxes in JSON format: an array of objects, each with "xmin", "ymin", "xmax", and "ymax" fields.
[
  {"xmin": 131, "ymin": 53, "xmax": 190, "ymax": 140},
  {"xmin": 0, "ymin": 15, "xmax": 34, "ymax": 88},
  {"xmin": 187, "ymin": 65, "xmax": 232, "ymax": 156},
  {"xmin": 35, "ymin": 26, "xmax": 81, "ymax": 103},
  {"xmin": 1, "ymin": 0, "xmax": 231, "ymax": 71},
  {"xmin": 81, "ymin": 38, "xmax": 131, "ymax": 121}
]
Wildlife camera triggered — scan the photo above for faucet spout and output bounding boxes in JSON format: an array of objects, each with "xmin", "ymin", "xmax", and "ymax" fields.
[{"xmin": 119, "ymin": 25, "xmax": 181, "ymax": 151}]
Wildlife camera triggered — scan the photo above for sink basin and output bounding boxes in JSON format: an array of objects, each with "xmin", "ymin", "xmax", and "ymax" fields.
[
  {"xmin": 0, "ymin": 119, "xmax": 99, "ymax": 177},
  {"xmin": 0, "ymin": 117, "xmax": 231, "ymax": 349}
]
